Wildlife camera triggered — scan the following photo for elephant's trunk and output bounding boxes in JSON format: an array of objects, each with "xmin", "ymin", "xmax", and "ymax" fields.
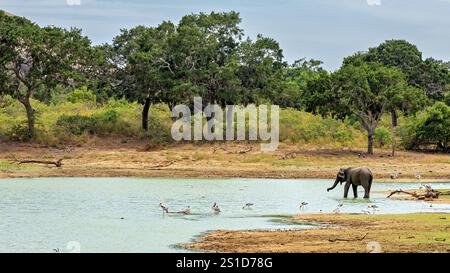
[{"xmin": 327, "ymin": 178, "xmax": 340, "ymax": 192}]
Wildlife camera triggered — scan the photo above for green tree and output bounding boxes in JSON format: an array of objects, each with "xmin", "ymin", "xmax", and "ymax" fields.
[
  {"xmin": 333, "ymin": 62, "xmax": 406, "ymax": 154},
  {"xmin": 174, "ymin": 11, "xmax": 244, "ymax": 107},
  {"xmin": 237, "ymin": 35, "xmax": 286, "ymax": 105},
  {"xmin": 112, "ymin": 22, "xmax": 177, "ymax": 130},
  {"xmin": 365, "ymin": 40, "xmax": 449, "ymax": 100},
  {"xmin": 0, "ymin": 11, "xmax": 92, "ymax": 138}
]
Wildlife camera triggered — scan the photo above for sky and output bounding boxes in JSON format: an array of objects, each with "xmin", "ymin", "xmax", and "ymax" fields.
[{"xmin": 1, "ymin": 0, "xmax": 449, "ymax": 70}]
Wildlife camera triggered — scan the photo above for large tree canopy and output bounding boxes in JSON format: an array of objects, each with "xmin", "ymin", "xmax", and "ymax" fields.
[
  {"xmin": 365, "ymin": 40, "xmax": 450, "ymax": 100},
  {"xmin": 0, "ymin": 11, "xmax": 92, "ymax": 137},
  {"xmin": 333, "ymin": 62, "xmax": 417, "ymax": 154}
]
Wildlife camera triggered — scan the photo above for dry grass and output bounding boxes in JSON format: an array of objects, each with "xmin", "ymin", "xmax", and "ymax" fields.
[{"xmin": 1, "ymin": 140, "xmax": 450, "ymax": 181}]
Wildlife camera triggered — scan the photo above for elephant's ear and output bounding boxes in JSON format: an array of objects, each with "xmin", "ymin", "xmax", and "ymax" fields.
[{"xmin": 344, "ymin": 168, "xmax": 351, "ymax": 180}]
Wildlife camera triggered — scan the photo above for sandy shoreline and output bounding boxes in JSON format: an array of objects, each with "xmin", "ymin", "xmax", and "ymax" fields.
[{"xmin": 184, "ymin": 213, "xmax": 450, "ymax": 253}]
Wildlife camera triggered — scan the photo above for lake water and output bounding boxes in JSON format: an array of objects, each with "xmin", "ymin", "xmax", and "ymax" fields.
[{"xmin": 0, "ymin": 177, "xmax": 449, "ymax": 253}]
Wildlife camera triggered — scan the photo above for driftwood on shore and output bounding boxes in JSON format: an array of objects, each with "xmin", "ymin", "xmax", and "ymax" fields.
[
  {"xmin": 147, "ymin": 160, "xmax": 175, "ymax": 170},
  {"xmin": 329, "ymin": 232, "xmax": 368, "ymax": 242},
  {"xmin": 11, "ymin": 158, "xmax": 63, "ymax": 168},
  {"xmin": 387, "ymin": 186, "xmax": 450, "ymax": 200},
  {"xmin": 277, "ymin": 152, "xmax": 297, "ymax": 160},
  {"xmin": 212, "ymin": 146, "xmax": 252, "ymax": 154}
]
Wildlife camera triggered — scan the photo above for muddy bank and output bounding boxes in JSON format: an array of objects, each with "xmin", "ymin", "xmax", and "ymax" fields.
[{"xmin": 184, "ymin": 213, "xmax": 450, "ymax": 253}]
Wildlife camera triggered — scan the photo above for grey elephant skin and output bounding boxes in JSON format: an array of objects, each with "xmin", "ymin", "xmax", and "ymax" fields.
[{"xmin": 327, "ymin": 167, "xmax": 373, "ymax": 198}]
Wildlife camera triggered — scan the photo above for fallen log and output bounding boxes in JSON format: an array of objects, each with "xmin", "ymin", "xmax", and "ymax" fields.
[
  {"xmin": 329, "ymin": 232, "xmax": 368, "ymax": 242},
  {"xmin": 16, "ymin": 158, "xmax": 63, "ymax": 168},
  {"xmin": 213, "ymin": 146, "xmax": 252, "ymax": 154},
  {"xmin": 387, "ymin": 189, "xmax": 450, "ymax": 200},
  {"xmin": 148, "ymin": 160, "xmax": 175, "ymax": 170}
]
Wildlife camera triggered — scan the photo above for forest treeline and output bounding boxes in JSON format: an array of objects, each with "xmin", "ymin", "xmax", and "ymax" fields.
[{"xmin": 1, "ymin": 11, "xmax": 449, "ymax": 153}]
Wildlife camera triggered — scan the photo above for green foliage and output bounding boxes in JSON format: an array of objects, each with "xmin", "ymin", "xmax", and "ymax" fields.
[
  {"xmin": 1, "ymin": 12, "xmax": 449, "ymax": 153},
  {"xmin": 6, "ymin": 122, "xmax": 32, "ymax": 141},
  {"xmin": 399, "ymin": 102, "xmax": 450, "ymax": 152},
  {"xmin": 374, "ymin": 127, "xmax": 392, "ymax": 148},
  {"xmin": 444, "ymin": 92, "xmax": 450, "ymax": 107},
  {"xmin": 0, "ymin": 11, "xmax": 94, "ymax": 137},
  {"xmin": 279, "ymin": 109, "xmax": 365, "ymax": 147},
  {"xmin": 363, "ymin": 40, "xmax": 449, "ymax": 101},
  {"xmin": 138, "ymin": 104, "xmax": 174, "ymax": 144},
  {"xmin": 67, "ymin": 86, "xmax": 97, "ymax": 104},
  {"xmin": 56, "ymin": 114, "xmax": 93, "ymax": 135}
]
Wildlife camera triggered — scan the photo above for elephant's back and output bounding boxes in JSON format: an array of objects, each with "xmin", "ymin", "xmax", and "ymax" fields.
[{"xmin": 352, "ymin": 167, "xmax": 373, "ymax": 177}]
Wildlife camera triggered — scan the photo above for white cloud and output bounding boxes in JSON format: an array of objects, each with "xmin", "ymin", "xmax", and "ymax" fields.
[{"xmin": 366, "ymin": 0, "xmax": 381, "ymax": 6}]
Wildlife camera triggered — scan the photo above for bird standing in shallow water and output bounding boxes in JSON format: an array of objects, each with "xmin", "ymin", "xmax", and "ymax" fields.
[
  {"xmin": 159, "ymin": 203, "xmax": 169, "ymax": 214},
  {"xmin": 299, "ymin": 202, "xmax": 308, "ymax": 209},
  {"xmin": 333, "ymin": 203, "xmax": 343, "ymax": 214},
  {"xmin": 179, "ymin": 206, "xmax": 191, "ymax": 215},
  {"xmin": 212, "ymin": 202, "xmax": 221, "ymax": 213}
]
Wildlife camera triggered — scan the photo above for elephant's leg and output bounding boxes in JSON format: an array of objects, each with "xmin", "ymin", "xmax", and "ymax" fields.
[
  {"xmin": 352, "ymin": 184, "xmax": 358, "ymax": 198},
  {"xmin": 343, "ymin": 182, "xmax": 351, "ymax": 198},
  {"xmin": 363, "ymin": 183, "xmax": 370, "ymax": 199}
]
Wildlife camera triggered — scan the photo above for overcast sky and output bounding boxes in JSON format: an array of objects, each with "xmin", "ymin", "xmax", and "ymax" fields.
[{"xmin": 1, "ymin": 0, "xmax": 449, "ymax": 70}]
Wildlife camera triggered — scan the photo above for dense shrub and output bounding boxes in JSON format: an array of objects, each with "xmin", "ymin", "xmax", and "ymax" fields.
[
  {"xmin": 56, "ymin": 114, "xmax": 94, "ymax": 135},
  {"xmin": 66, "ymin": 86, "xmax": 97, "ymax": 104},
  {"xmin": 7, "ymin": 122, "xmax": 32, "ymax": 141},
  {"xmin": 399, "ymin": 102, "xmax": 450, "ymax": 152},
  {"xmin": 279, "ymin": 108, "xmax": 365, "ymax": 147},
  {"xmin": 374, "ymin": 127, "xmax": 392, "ymax": 148}
]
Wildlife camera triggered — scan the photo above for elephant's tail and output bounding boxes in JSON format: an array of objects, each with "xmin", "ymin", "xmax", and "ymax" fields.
[{"xmin": 368, "ymin": 175, "xmax": 373, "ymax": 192}]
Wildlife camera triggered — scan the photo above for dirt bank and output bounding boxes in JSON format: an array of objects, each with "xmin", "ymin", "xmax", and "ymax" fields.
[
  {"xmin": 1, "ymin": 141, "xmax": 449, "ymax": 181},
  {"xmin": 184, "ymin": 213, "xmax": 450, "ymax": 253}
]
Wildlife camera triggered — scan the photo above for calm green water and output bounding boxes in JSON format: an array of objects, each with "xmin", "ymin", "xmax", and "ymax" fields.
[{"xmin": 0, "ymin": 177, "xmax": 449, "ymax": 253}]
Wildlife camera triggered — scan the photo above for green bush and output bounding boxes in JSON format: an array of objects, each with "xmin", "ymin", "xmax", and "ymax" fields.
[
  {"xmin": 139, "ymin": 104, "xmax": 174, "ymax": 144},
  {"xmin": 7, "ymin": 122, "xmax": 32, "ymax": 141},
  {"xmin": 279, "ymin": 108, "xmax": 365, "ymax": 147},
  {"xmin": 56, "ymin": 114, "xmax": 94, "ymax": 135},
  {"xmin": 374, "ymin": 127, "xmax": 392, "ymax": 148},
  {"xmin": 399, "ymin": 102, "xmax": 450, "ymax": 152},
  {"xmin": 66, "ymin": 86, "xmax": 97, "ymax": 104}
]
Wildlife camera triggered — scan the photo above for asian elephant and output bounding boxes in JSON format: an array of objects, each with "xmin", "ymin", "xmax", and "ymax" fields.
[{"xmin": 327, "ymin": 167, "xmax": 373, "ymax": 199}]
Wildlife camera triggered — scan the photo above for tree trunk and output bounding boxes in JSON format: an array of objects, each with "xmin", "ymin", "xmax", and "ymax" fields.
[
  {"xmin": 367, "ymin": 128, "xmax": 374, "ymax": 155},
  {"xmin": 390, "ymin": 110, "xmax": 397, "ymax": 157},
  {"xmin": 142, "ymin": 98, "xmax": 152, "ymax": 131},
  {"xmin": 20, "ymin": 96, "xmax": 35, "ymax": 139},
  {"xmin": 390, "ymin": 110, "xmax": 398, "ymax": 127}
]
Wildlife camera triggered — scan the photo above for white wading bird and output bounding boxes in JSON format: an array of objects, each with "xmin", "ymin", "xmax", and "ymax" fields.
[
  {"xmin": 212, "ymin": 202, "xmax": 221, "ymax": 213},
  {"xmin": 333, "ymin": 203, "xmax": 343, "ymax": 214},
  {"xmin": 180, "ymin": 206, "xmax": 191, "ymax": 215},
  {"xmin": 159, "ymin": 203, "xmax": 169, "ymax": 214}
]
